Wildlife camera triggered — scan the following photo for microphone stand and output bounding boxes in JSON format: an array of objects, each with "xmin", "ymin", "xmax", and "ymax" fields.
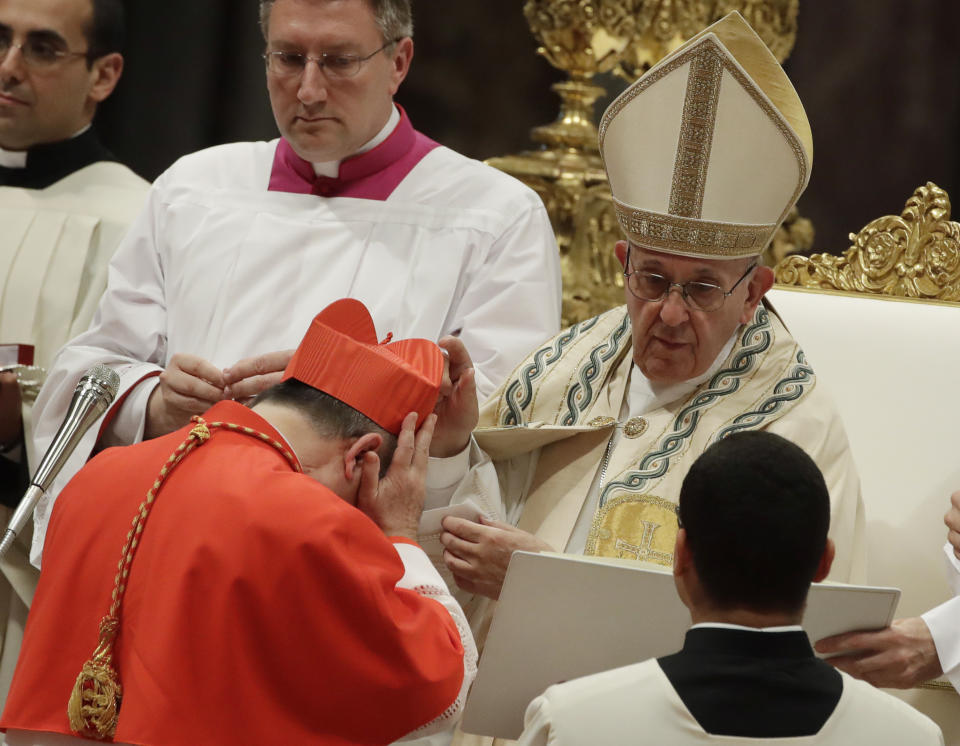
[{"xmin": 0, "ymin": 366, "xmax": 120, "ymax": 562}]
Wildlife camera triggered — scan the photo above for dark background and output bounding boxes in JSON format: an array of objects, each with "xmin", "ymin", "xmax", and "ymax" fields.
[{"xmin": 96, "ymin": 1, "xmax": 960, "ymax": 254}]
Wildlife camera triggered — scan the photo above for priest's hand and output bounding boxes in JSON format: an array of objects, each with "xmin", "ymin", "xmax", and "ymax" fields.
[
  {"xmin": 358, "ymin": 412, "xmax": 436, "ymax": 541},
  {"xmin": 946, "ymin": 490, "xmax": 960, "ymax": 561},
  {"xmin": 814, "ymin": 617, "xmax": 942, "ymax": 688},
  {"xmin": 223, "ymin": 349, "xmax": 295, "ymax": 402},
  {"xmin": 440, "ymin": 517, "xmax": 554, "ymax": 600},
  {"xmin": 145, "ymin": 354, "xmax": 225, "ymax": 440},
  {"xmin": 430, "ymin": 336, "xmax": 478, "ymax": 458}
]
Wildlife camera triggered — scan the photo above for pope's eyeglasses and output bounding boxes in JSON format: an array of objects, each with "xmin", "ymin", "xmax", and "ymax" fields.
[
  {"xmin": 263, "ymin": 39, "xmax": 400, "ymax": 80},
  {"xmin": 0, "ymin": 30, "xmax": 88, "ymax": 69},
  {"xmin": 623, "ymin": 246, "xmax": 757, "ymax": 312}
]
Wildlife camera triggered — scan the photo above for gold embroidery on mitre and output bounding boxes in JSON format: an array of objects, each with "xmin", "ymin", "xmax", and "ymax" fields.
[
  {"xmin": 584, "ymin": 493, "xmax": 679, "ymax": 566},
  {"xmin": 614, "ymin": 200, "xmax": 774, "ymax": 259},
  {"xmin": 670, "ymin": 48, "xmax": 723, "ymax": 219}
]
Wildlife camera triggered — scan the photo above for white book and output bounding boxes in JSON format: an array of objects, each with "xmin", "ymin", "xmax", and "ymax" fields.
[{"xmin": 462, "ymin": 551, "xmax": 900, "ymax": 739}]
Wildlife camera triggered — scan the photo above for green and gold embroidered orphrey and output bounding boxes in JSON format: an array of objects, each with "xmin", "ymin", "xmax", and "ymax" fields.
[{"xmin": 479, "ymin": 303, "xmax": 816, "ymax": 567}]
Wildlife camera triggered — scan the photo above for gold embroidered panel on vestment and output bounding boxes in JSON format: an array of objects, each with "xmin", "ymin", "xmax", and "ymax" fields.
[
  {"xmin": 669, "ymin": 48, "xmax": 723, "ymax": 220},
  {"xmin": 585, "ymin": 493, "xmax": 679, "ymax": 567}
]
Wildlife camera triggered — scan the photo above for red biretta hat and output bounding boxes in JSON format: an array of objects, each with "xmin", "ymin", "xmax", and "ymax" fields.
[{"xmin": 282, "ymin": 299, "xmax": 444, "ymax": 435}]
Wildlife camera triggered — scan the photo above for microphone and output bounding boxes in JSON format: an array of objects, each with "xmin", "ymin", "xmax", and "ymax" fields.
[{"xmin": 0, "ymin": 364, "xmax": 121, "ymax": 562}]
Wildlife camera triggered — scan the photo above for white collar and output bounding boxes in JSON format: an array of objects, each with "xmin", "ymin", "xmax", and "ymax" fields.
[
  {"xmin": 691, "ymin": 622, "xmax": 804, "ymax": 633},
  {"xmin": 0, "ymin": 147, "xmax": 27, "ymax": 169},
  {"xmin": 311, "ymin": 105, "xmax": 400, "ymax": 179},
  {"xmin": 0, "ymin": 124, "xmax": 92, "ymax": 170}
]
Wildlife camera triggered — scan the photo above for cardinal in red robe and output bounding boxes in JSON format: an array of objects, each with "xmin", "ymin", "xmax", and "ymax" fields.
[{"xmin": 1, "ymin": 299, "xmax": 476, "ymax": 745}]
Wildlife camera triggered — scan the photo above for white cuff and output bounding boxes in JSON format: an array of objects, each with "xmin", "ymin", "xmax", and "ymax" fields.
[
  {"xmin": 922, "ymin": 595, "xmax": 960, "ymax": 690},
  {"xmin": 99, "ymin": 374, "xmax": 158, "ymax": 448},
  {"xmin": 425, "ymin": 441, "xmax": 471, "ymax": 491},
  {"xmin": 392, "ymin": 540, "xmax": 452, "ymax": 592},
  {"xmin": 943, "ymin": 542, "xmax": 960, "ymax": 596}
]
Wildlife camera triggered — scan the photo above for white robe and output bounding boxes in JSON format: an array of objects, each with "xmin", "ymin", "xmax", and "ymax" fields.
[
  {"xmin": 29, "ymin": 140, "xmax": 561, "ymax": 567},
  {"xmin": 0, "ymin": 162, "xmax": 149, "ymax": 463},
  {"xmin": 517, "ymin": 659, "xmax": 944, "ymax": 745}
]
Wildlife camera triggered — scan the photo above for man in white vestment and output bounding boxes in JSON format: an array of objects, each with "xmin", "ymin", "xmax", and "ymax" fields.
[
  {"xmin": 816, "ymin": 490, "xmax": 960, "ymax": 691},
  {"xmin": 516, "ymin": 431, "xmax": 943, "ymax": 746},
  {"xmin": 423, "ymin": 14, "xmax": 865, "ymax": 650},
  {"xmin": 29, "ymin": 0, "xmax": 561, "ymax": 568},
  {"xmin": 0, "ymin": 0, "xmax": 147, "ymax": 711}
]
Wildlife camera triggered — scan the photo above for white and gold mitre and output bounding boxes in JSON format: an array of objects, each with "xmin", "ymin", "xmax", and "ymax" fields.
[{"xmin": 599, "ymin": 12, "xmax": 813, "ymax": 260}]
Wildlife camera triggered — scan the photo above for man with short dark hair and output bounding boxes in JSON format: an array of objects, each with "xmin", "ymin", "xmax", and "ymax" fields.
[
  {"xmin": 0, "ymin": 299, "xmax": 477, "ymax": 745},
  {"xmin": 516, "ymin": 432, "xmax": 943, "ymax": 745},
  {"xmin": 0, "ymin": 0, "xmax": 148, "ymax": 711},
  {"xmin": 29, "ymin": 0, "xmax": 561, "ymax": 573}
]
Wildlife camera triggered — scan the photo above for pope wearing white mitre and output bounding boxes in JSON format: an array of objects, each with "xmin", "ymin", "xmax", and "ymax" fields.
[{"xmin": 427, "ymin": 12, "xmax": 867, "ymax": 650}]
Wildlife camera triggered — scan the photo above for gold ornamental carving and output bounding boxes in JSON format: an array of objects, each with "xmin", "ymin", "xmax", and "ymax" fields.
[
  {"xmin": 490, "ymin": 0, "xmax": 806, "ymax": 325},
  {"xmin": 774, "ymin": 183, "xmax": 960, "ymax": 302}
]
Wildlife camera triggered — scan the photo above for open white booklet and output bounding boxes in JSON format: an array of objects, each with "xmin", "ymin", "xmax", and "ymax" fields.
[{"xmin": 462, "ymin": 551, "xmax": 900, "ymax": 739}]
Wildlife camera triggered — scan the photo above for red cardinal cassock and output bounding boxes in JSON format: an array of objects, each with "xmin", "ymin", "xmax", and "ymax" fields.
[{"xmin": 2, "ymin": 299, "xmax": 473, "ymax": 745}]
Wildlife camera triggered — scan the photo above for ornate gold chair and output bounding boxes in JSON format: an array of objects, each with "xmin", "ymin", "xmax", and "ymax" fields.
[{"xmin": 768, "ymin": 182, "xmax": 960, "ymax": 740}]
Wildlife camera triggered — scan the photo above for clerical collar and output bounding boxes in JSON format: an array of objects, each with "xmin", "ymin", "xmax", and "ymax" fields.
[
  {"xmin": 0, "ymin": 147, "xmax": 26, "ymax": 169},
  {"xmin": 627, "ymin": 331, "xmax": 738, "ymax": 418},
  {"xmin": 691, "ymin": 622, "xmax": 804, "ymax": 633},
  {"xmin": 0, "ymin": 126, "xmax": 116, "ymax": 189},
  {"xmin": 268, "ymin": 104, "xmax": 441, "ymax": 201},
  {"xmin": 311, "ymin": 105, "xmax": 400, "ymax": 178}
]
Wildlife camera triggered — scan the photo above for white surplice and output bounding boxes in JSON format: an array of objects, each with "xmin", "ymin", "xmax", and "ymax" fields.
[
  {"xmin": 517, "ymin": 659, "xmax": 944, "ymax": 746},
  {"xmin": 29, "ymin": 139, "xmax": 561, "ymax": 567}
]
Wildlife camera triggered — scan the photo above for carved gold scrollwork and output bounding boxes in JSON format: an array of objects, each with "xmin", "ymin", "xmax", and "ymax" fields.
[
  {"xmin": 619, "ymin": 0, "xmax": 712, "ymax": 75},
  {"xmin": 525, "ymin": 0, "xmax": 640, "ymax": 77},
  {"xmin": 563, "ymin": 185, "xmax": 627, "ymax": 320},
  {"xmin": 775, "ymin": 183, "xmax": 960, "ymax": 302}
]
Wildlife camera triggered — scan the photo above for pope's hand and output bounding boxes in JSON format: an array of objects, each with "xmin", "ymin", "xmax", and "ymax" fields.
[
  {"xmin": 440, "ymin": 516, "xmax": 553, "ymax": 599},
  {"xmin": 946, "ymin": 490, "xmax": 960, "ymax": 561},
  {"xmin": 814, "ymin": 617, "xmax": 942, "ymax": 688},
  {"xmin": 145, "ymin": 354, "xmax": 225, "ymax": 439},
  {"xmin": 357, "ymin": 412, "xmax": 435, "ymax": 541},
  {"xmin": 223, "ymin": 349, "xmax": 295, "ymax": 402},
  {"xmin": 430, "ymin": 336, "xmax": 479, "ymax": 458}
]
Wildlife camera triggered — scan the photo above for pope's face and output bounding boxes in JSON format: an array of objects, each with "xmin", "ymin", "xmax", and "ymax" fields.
[
  {"xmin": 265, "ymin": 0, "xmax": 412, "ymax": 163},
  {"xmin": 0, "ymin": 0, "xmax": 106, "ymax": 149},
  {"xmin": 617, "ymin": 241, "xmax": 773, "ymax": 384}
]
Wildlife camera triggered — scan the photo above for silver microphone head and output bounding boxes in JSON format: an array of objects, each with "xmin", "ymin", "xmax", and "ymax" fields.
[
  {"xmin": 81, "ymin": 363, "xmax": 121, "ymax": 403},
  {"xmin": 30, "ymin": 364, "xmax": 121, "ymax": 492}
]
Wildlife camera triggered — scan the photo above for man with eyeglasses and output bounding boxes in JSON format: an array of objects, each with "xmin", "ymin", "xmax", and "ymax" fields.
[
  {"xmin": 422, "ymin": 14, "xmax": 865, "ymax": 664},
  {"xmin": 27, "ymin": 0, "xmax": 560, "ymax": 572},
  {"xmin": 0, "ymin": 0, "xmax": 147, "ymax": 712}
]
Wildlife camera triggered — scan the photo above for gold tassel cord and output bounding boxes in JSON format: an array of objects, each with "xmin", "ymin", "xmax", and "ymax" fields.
[{"xmin": 66, "ymin": 416, "xmax": 299, "ymax": 739}]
